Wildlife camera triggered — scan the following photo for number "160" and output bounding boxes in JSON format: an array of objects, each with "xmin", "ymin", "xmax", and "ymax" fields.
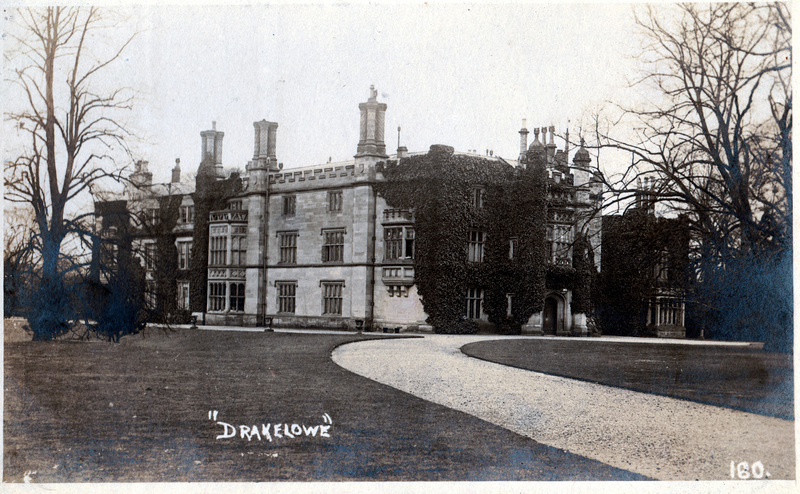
[{"xmin": 730, "ymin": 461, "xmax": 768, "ymax": 479}]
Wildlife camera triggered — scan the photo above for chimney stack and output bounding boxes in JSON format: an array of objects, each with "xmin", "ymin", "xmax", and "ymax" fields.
[
  {"xmin": 252, "ymin": 120, "xmax": 279, "ymax": 171},
  {"xmin": 519, "ymin": 119, "xmax": 529, "ymax": 155},
  {"xmin": 355, "ymin": 85, "xmax": 388, "ymax": 163},
  {"xmin": 200, "ymin": 122, "xmax": 225, "ymax": 176},
  {"xmin": 171, "ymin": 158, "xmax": 181, "ymax": 183},
  {"xmin": 546, "ymin": 125, "xmax": 557, "ymax": 163}
]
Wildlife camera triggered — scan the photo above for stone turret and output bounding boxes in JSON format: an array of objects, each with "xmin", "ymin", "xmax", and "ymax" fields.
[{"xmin": 573, "ymin": 137, "xmax": 592, "ymax": 169}]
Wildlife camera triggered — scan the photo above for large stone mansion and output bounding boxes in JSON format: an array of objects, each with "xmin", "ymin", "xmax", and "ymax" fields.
[{"xmin": 93, "ymin": 87, "xmax": 685, "ymax": 337}]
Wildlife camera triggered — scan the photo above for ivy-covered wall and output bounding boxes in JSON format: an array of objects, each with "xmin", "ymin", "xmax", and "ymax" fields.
[
  {"xmin": 188, "ymin": 158, "xmax": 243, "ymax": 313},
  {"xmin": 377, "ymin": 145, "xmax": 554, "ymax": 334}
]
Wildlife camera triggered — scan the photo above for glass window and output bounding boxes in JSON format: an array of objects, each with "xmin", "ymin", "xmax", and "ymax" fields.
[
  {"xmin": 229, "ymin": 282, "xmax": 245, "ymax": 312},
  {"xmin": 231, "ymin": 235, "xmax": 247, "ymax": 266},
  {"xmin": 328, "ymin": 191, "xmax": 343, "ymax": 212},
  {"xmin": 208, "ymin": 282, "xmax": 226, "ymax": 311},
  {"xmin": 210, "ymin": 236, "xmax": 227, "ymax": 265},
  {"xmin": 466, "ymin": 287, "xmax": 483, "ymax": 319},
  {"xmin": 177, "ymin": 281, "xmax": 190, "ymax": 311},
  {"xmin": 322, "ymin": 229, "xmax": 345, "ymax": 263},
  {"xmin": 145, "ymin": 243, "xmax": 156, "ymax": 270},
  {"xmin": 279, "ymin": 232, "xmax": 298, "ymax": 264},
  {"xmin": 322, "ymin": 282, "xmax": 343, "ymax": 315},
  {"xmin": 467, "ymin": 230, "xmax": 485, "ymax": 263},
  {"xmin": 145, "ymin": 280, "xmax": 157, "ymax": 310},
  {"xmin": 509, "ymin": 238, "xmax": 518, "ymax": 260},
  {"xmin": 146, "ymin": 208, "xmax": 159, "ymax": 226},
  {"xmin": 472, "ymin": 187, "xmax": 485, "ymax": 209},
  {"xmin": 177, "ymin": 241, "xmax": 192, "ymax": 270},
  {"xmin": 384, "ymin": 226, "xmax": 415, "ymax": 260},
  {"xmin": 179, "ymin": 205, "xmax": 194, "ymax": 224},
  {"xmin": 277, "ymin": 282, "xmax": 296, "ymax": 313},
  {"xmin": 283, "ymin": 195, "xmax": 296, "ymax": 216}
]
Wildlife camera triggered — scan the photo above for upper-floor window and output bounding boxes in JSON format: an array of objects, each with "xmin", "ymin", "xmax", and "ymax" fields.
[
  {"xmin": 509, "ymin": 237, "xmax": 518, "ymax": 260},
  {"xmin": 145, "ymin": 243, "xmax": 156, "ymax": 270},
  {"xmin": 177, "ymin": 241, "xmax": 192, "ymax": 270},
  {"xmin": 472, "ymin": 187, "xmax": 485, "ymax": 209},
  {"xmin": 467, "ymin": 230, "xmax": 485, "ymax": 263},
  {"xmin": 553, "ymin": 224, "xmax": 572, "ymax": 261},
  {"xmin": 327, "ymin": 191, "xmax": 343, "ymax": 212},
  {"xmin": 278, "ymin": 231, "xmax": 298, "ymax": 264},
  {"xmin": 178, "ymin": 205, "xmax": 194, "ymax": 224},
  {"xmin": 228, "ymin": 200, "xmax": 243, "ymax": 210},
  {"xmin": 322, "ymin": 229, "xmax": 345, "ymax": 263},
  {"xmin": 146, "ymin": 208, "xmax": 159, "ymax": 226},
  {"xmin": 231, "ymin": 234, "xmax": 247, "ymax": 266},
  {"xmin": 209, "ymin": 235, "xmax": 227, "ymax": 265},
  {"xmin": 283, "ymin": 195, "xmax": 296, "ymax": 216},
  {"xmin": 384, "ymin": 226, "xmax": 415, "ymax": 260}
]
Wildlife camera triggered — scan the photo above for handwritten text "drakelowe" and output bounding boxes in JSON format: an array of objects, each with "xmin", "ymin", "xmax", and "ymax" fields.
[{"xmin": 208, "ymin": 410, "xmax": 333, "ymax": 442}]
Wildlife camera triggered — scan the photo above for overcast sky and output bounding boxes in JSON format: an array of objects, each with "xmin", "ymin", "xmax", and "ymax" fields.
[
  {"xmin": 4, "ymin": 3, "xmax": 648, "ymax": 187},
  {"xmin": 108, "ymin": 3, "xmax": 643, "ymax": 183}
]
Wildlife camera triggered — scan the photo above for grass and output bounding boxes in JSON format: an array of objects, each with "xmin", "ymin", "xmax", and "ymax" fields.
[
  {"xmin": 4, "ymin": 328, "xmax": 647, "ymax": 482},
  {"xmin": 462, "ymin": 338, "xmax": 793, "ymax": 420}
]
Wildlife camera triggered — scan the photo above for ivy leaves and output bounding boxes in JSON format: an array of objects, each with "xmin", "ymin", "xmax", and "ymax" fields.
[{"xmin": 378, "ymin": 146, "xmax": 550, "ymax": 334}]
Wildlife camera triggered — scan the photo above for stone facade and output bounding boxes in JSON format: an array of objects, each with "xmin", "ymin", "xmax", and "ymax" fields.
[{"xmin": 95, "ymin": 87, "xmax": 671, "ymax": 335}]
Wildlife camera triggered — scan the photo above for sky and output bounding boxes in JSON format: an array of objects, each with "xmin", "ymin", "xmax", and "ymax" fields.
[
  {"xmin": 113, "ymin": 3, "xmax": 642, "ymax": 183},
  {"xmin": 4, "ymin": 3, "xmax": 648, "ymax": 189}
]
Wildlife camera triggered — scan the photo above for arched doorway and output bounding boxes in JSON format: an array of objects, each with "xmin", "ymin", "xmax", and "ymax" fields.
[{"xmin": 543, "ymin": 296, "xmax": 558, "ymax": 335}]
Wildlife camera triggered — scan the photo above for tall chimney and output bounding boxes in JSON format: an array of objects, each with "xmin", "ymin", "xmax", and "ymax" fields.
[
  {"xmin": 200, "ymin": 122, "xmax": 225, "ymax": 176},
  {"xmin": 355, "ymin": 85, "xmax": 388, "ymax": 162},
  {"xmin": 252, "ymin": 120, "xmax": 279, "ymax": 171},
  {"xmin": 171, "ymin": 158, "xmax": 181, "ymax": 183},
  {"xmin": 546, "ymin": 124, "xmax": 557, "ymax": 163},
  {"xmin": 519, "ymin": 119, "xmax": 529, "ymax": 155}
]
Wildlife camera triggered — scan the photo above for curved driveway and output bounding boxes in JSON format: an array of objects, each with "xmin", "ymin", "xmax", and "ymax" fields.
[{"xmin": 332, "ymin": 335, "xmax": 794, "ymax": 481}]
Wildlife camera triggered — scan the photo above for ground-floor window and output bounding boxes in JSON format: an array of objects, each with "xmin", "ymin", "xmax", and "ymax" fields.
[
  {"xmin": 208, "ymin": 282, "xmax": 226, "ymax": 312},
  {"xmin": 229, "ymin": 282, "xmax": 245, "ymax": 312},
  {"xmin": 145, "ymin": 280, "xmax": 157, "ymax": 310},
  {"xmin": 177, "ymin": 281, "xmax": 190, "ymax": 311},
  {"xmin": 322, "ymin": 282, "xmax": 343, "ymax": 315},
  {"xmin": 277, "ymin": 282, "xmax": 296, "ymax": 313},
  {"xmin": 465, "ymin": 286, "xmax": 483, "ymax": 319}
]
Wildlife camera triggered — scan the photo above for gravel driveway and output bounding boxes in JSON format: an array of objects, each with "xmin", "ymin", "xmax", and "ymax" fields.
[{"xmin": 332, "ymin": 335, "xmax": 795, "ymax": 481}]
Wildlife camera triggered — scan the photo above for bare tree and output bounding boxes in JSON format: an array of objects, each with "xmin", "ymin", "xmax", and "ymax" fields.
[
  {"xmin": 595, "ymin": 3, "xmax": 791, "ymax": 349},
  {"xmin": 4, "ymin": 7, "xmax": 138, "ymax": 339}
]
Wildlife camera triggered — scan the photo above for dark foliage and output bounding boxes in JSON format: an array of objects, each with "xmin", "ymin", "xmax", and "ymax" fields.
[
  {"xmin": 189, "ymin": 159, "xmax": 243, "ymax": 313},
  {"xmin": 597, "ymin": 210, "xmax": 690, "ymax": 336},
  {"xmin": 94, "ymin": 248, "xmax": 147, "ymax": 342},
  {"xmin": 377, "ymin": 145, "xmax": 549, "ymax": 334}
]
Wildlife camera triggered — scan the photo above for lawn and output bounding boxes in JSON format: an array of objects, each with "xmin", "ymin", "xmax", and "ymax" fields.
[
  {"xmin": 462, "ymin": 338, "xmax": 793, "ymax": 420},
  {"xmin": 4, "ymin": 328, "xmax": 647, "ymax": 482}
]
